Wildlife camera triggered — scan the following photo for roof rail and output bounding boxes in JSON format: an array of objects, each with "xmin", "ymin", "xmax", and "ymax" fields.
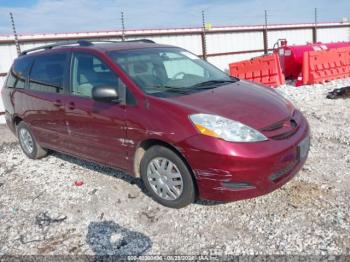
[
  {"xmin": 20, "ymin": 38, "xmax": 156, "ymax": 56},
  {"xmin": 124, "ymin": 39, "xmax": 155, "ymax": 43},
  {"xmin": 20, "ymin": 40, "xmax": 91, "ymax": 55}
]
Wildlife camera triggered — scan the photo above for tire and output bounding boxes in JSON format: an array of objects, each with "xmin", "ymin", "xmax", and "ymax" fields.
[
  {"xmin": 140, "ymin": 145, "xmax": 196, "ymax": 208},
  {"xmin": 17, "ymin": 121, "xmax": 48, "ymax": 159}
]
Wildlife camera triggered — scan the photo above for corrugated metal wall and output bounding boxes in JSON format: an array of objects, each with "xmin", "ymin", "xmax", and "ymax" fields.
[
  {"xmin": 0, "ymin": 22, "xmax": 350, "ymax": 123},
  {"xmin": 206, "ymin": 31, "xmax": 264, "ymax": 69},
  {"xmin": 267, "ymin": 29, "xmax": 313, "ymax": 49},
  {"xmin": 207, "ymin": 52, "xmax": 265, "ymax": 73},
  {"xmin": 128, "ymin": 34, "xmax": 203, "ymax": 55},
  {"xmin": 317, "ymin": 27, "xmax": 350, "ymax": 42},
  {"xmin": 0, "ymin": 76, "xmax": 5, "ymax": 123},
  {"xmin": 207, "ymin": 31, "xmax": 264, "ymax": 53}
]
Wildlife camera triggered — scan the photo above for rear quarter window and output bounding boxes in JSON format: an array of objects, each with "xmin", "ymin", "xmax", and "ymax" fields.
[{"xmin": 6, "ymin": 56, "xmax": 33, "ymax": 89}]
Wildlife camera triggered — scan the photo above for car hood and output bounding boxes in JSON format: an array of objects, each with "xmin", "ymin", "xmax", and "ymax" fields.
[{"xmin": 166, "ymin": 80, "xmax": 294, "ymax": 130}]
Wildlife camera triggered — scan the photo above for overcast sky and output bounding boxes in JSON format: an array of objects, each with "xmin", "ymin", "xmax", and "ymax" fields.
[{"xmin": 0, "ymin": 0, "xmax": 349, "ymax": 35}]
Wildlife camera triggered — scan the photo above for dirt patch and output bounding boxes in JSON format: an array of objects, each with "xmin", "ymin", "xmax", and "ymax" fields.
[{"xmin": 285, "ymin": 180, "xmax": 327, "ymax": 206}]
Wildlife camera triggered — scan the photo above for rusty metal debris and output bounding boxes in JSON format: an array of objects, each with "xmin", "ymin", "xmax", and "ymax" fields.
[{"xmin": 327, "ymin": 86, "xmax": 350, "ymax": 99}]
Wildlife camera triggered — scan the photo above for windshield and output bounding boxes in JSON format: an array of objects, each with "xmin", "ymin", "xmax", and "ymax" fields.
[{"xmin": 108, "ymin": 47, "xmax": 237, "ymax": 97}]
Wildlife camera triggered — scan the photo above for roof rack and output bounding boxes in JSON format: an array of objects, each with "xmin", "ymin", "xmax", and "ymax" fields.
[
  {"xmin": 20, "ymin": 39, "xmax": 156, "ymax": 56},
  {"xmin": 124, "ymin": 39, "xmax": 155, "ymax": 43}
]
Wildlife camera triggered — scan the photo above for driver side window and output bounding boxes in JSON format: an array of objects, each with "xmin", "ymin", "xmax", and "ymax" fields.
[{"xmin": 71, "ymin": 53, "xmax": 120, "ymax": 97}]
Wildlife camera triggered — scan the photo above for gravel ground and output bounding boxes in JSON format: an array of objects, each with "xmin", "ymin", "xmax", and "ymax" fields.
[{"xmin": 0, "ymin": 78, "xmax": 350, "ymax": 257}]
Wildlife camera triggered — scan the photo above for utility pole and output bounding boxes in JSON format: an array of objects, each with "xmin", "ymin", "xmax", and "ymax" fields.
[
  {"xmin": 121, "ymin": 11, "xmax": 126, "ymax": 41},
  {"xmin": 263, "ymin": 10, "xmax": 268, "ymax": 54},
  {"xmin": 313, "ymin": 8, "xmax": 318, "ymax": 43},
  {"xmin": 9, "ymin": 12, "xmax": 21, "ymax": 56},
  {"xmin": 201, "ymin": 10, "xmax": 207, "ymax": 60}
]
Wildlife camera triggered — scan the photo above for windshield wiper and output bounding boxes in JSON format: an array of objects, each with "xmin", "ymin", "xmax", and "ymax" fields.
[
  {"xmin": 152, "ymin": 78, "xmax": 239, "ymax": 94},
  {"xmin": 153, "ymin": 85, "xmax": 191, "ymax": 94},
  {"xmin": 190, "ymin": 78, "xmax": 239, "ymax": 89},
  {"xmin": 154, "ymin": 85, "xmax": 181, "ymax": 89}
]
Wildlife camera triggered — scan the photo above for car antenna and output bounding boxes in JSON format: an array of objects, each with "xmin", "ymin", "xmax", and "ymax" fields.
[{"xmin": 9, "ymin": 12, "xmax": 21, "ymax": 57}]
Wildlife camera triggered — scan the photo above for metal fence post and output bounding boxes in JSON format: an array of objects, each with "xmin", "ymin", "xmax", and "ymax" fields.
[
  {"xmin": 263, "ymin": 10, "xmax": 268, "ymax": 54},
  {"xmin": 9, "ymin": 12, "xmax": 21, "ymax": 56},
  {"xmin": 121, "ymin": 11, "xmax": 126, "ymax": 41},
  {"xmin": 312, "ymin": 8, "xmax": 318, "ymax": 43},
  {"xmin": 201, "ymin": 10, "xmax": 207, "ymax": 60}
]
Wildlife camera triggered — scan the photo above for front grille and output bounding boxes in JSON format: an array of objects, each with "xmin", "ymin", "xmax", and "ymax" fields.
[
  {"xmin": 270, "ymin": 129, "xmax": 297, "ymax": 140},
  {"xmin": 261, "ymin": 120, "xmax": 284, "ymax": 131},
  {"xmin": 261, "ymin": 110, "xmax": 302, "ymax": 140}
]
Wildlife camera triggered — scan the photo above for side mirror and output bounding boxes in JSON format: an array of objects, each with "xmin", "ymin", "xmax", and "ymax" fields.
[{"xmin": 92, "ymin": 86, "xmax": 119, "ymax": 103}]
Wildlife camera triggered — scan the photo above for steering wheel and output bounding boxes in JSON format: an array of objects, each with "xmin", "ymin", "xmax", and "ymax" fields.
[{"xmin": 172, "ymin": 72, "xmax": 186, "ymax": 80}]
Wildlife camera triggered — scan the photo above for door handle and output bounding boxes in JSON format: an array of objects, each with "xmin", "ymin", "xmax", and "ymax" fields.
[
  {"xmin": 68, "ymin": 102, "xmax": 75, "ymax": 110},
  {"xmin": 53, "ymin": 100, "xmax": 62, "ymax": 107}
]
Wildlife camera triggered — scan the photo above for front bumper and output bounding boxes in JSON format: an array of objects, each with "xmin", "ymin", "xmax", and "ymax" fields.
[{"xmin": 177, "ymin": 116, "xmax": 310, "ymax": 202}]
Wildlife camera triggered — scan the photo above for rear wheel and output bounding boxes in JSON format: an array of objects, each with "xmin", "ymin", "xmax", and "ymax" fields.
[
  {"xmin": 17, "ymin": 122, "xmax": 48, "ymax": 159},
  {"xmin": 140, "ymin": 145, "xmax": 195, "ymax": 208}
]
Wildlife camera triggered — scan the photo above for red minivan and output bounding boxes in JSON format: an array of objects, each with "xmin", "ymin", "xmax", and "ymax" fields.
[{"xmin": 1, "ymin": 40, "xmax": 310, "ymax": 208}]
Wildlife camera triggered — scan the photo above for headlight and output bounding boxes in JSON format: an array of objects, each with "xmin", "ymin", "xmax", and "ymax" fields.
[{"xmin": 189, "ymin": 114, "xmax": 267, "ymax": 142}]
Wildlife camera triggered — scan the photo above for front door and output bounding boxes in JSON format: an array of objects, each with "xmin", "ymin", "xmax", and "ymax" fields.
[{"xmin": 64, "ymin": 51, "xmax": 128, "ymax": 170}]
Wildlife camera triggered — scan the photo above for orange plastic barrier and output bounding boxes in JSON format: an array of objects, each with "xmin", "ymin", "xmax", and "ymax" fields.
[
  {"xmin": 301, "ymin": 47, "xmax": 350, "ymax": 85},
  {"xmin": 229, "ymin": 53, "xmax": 285, "ymax": 87}
]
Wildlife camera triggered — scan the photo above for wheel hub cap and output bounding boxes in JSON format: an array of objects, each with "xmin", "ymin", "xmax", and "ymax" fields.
[
  {"xmin": 146, "ymin": 157, "xmax": 183, "ymax": 200},
  {"xmin": 19, "ymin": 128, "xmax": 34, "ymax": 154}
]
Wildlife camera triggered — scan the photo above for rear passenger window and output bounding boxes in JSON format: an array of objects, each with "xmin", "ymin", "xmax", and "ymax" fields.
[
  {"xmin": 29, "ymin": 53, "xmax": 67, "ymax": 94},
  {"xmin": 71, "ymin": 53, "xmax": 120, "ymax": 97},
  {"xmin": 6, "ymin": 57, "xmax": 33, "ymax": 89}
]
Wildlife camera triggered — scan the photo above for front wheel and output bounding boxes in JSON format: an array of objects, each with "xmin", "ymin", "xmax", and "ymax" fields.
[
  {"xmin": 17, "ymin": 121, "xmax": 48, "ymax": 159},
  {"xmin": 140, "ymin": 145, "xmax": 196, "ymax": 208}
]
